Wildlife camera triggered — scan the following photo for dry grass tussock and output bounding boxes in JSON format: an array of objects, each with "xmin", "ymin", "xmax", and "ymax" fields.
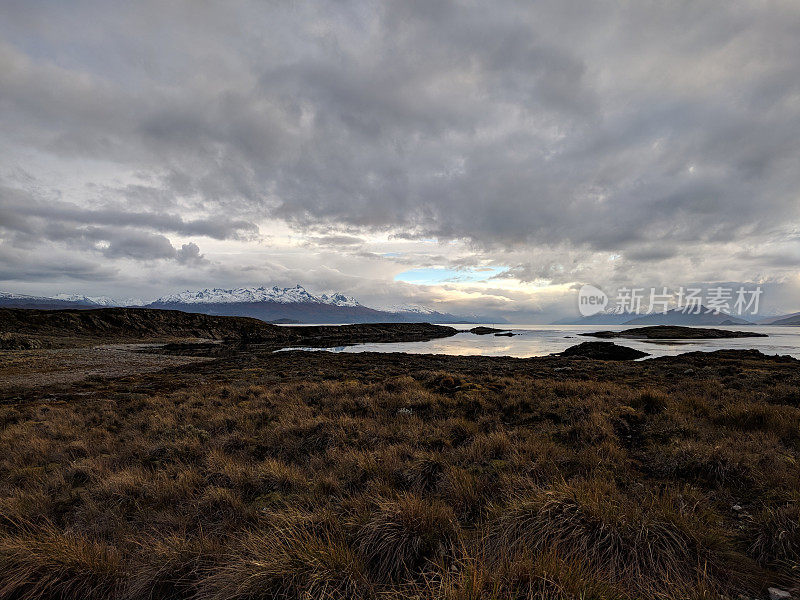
[{"xmin": 0, "ymin": 348, "xmax": 799, "ymax": 598}]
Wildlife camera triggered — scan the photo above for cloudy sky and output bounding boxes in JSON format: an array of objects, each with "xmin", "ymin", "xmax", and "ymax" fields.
[{"xmin": 1, "ymin": 0, "xmax": 799, "ymax": 320}]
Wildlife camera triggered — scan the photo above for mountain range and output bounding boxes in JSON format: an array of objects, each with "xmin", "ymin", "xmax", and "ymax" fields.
[
  {"xmin": 756, "ymin": 311, "xmax": 800, "ymax": 325},
  {"xmin": 554, "ymin": 307, "xmax": 775, "ymax": 326},
  {"xmin": 0, "ymin": 286, "xmax": 489, "ymax": 324},
  {"xmin": 3, "ymin": 288, "xmax": 798, "ymax": 326},
  {"xmin": 765, "ymin": 313, "xmax": 800, "ymax": 326}
]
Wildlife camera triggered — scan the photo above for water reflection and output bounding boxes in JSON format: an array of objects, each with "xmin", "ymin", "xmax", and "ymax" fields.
[{"xmin": 275, "ymin": 324, "xmax": 800, "ymax": 360}]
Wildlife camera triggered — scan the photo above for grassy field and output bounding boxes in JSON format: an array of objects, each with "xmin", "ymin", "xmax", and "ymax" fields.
[{"xmin": 0, "ymin": 343, "xmax": 799, "ymax": 599}]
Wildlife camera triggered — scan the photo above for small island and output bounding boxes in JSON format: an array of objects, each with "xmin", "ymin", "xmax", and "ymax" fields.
[
  {"xmin": 558, "ymin": 341, "xmax": 649, "ymax": 360},
  {"xmin": 581, "ymin": 325, "xmax": 768, "ymax": 340},
  {"xmin": 469, "ymin": 326, "xmax": 513, "ymax": 335}
]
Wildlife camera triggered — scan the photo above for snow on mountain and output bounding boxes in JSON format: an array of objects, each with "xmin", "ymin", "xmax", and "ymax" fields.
[
  {"xmin": 53, "ymin": 294, "xmax": 144, "ymax": 306},
  {"xmin": 0, "ymin": 291, "xmax": 37, "ymax": 300},
  {"xmin": 2, "ymin": 291, "xmax": 89, "ymax": 303},
  {"xmin": 2, "ymin": 286, "xmax": 455, "ymax": 319},
  {"xmin": 385, "ymin": 304, "xmax": 439, "ymax": 315},
  {"xmin": 319, "ymin": 292, "xmax": 361, "ymax": 307},
  {"xmin": 0, "ymin": 291, "xmax": 141, "ymax": 307},
  {"xmin": 154, "ymin": 285, "xmax": 362, "ymax": 307},
  {"xmin": 0, "ymin": 291, "xmax": 108, "ymax": 308}
]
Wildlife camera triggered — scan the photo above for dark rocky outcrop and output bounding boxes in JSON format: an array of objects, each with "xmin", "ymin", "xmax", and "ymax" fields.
[
  {"xmin": 558, "ymin": 341, "xmax": 649, "ymax": 360},
  {"xmin": 0, "ymin": 307, "xmax": 288, "ymax": 342},
  {"xmin": 469, "ymin": 327, "xmax": 510, "ymax": 335},
  {"xmin": 0, "ymin": 308, "xmax": 458, "ymax": 348},
  {"xmin": 279, "ymin": 322, "xmax": 458, "ymax": 346},
  {"xmin": 582, "ymin": 325, "xmax": 767, "ymax": 340}
]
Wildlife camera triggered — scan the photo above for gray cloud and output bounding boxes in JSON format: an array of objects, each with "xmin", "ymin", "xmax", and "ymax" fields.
[
  {"xmin": 102, "ymin": 232, "xmax": 176, "ymax": 261},
  {"xmin": 0, "ymin": 0, "xmax": 799, "ymax": 315},
  {"xmin": 175, "ymin": 242, "xmax": 206, "ymax": 265},
  {"xmin": 0, "ymin": 186, "xmax": 258, "ymax": 240},
  {"xmin": 306, "ymin": 235, "xmax": 364, "ymax": 247}
]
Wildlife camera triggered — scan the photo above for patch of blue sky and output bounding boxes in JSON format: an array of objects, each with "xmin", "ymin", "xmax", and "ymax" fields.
[{"xmin": 394, "ymin": 266, "xmax": 508, "ymax": 285}]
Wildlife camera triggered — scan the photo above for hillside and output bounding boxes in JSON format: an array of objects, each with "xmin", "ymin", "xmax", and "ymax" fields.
[
  {"xmin": 623, "ymin": 307, "xmax": 752, "ymax": 326},
  {"xmin": 756, "ymin": 312, "xmax": 800, "ymax": 325},
  {"xmin": 0, "ymin": 307, "xmax": 457, "ymax": 349},
  {"xmin": 771, "ymin": 314, "xmax": 800, "ymax": 326},
  {"xmin": 0, "ymin": 291, "xmax": 99, "ymax": 310},
  {"xmin": 0, "ymin": 307, "xmax": 289, "ymax": 344},
  {"xmin": 147, "ymin": 298, "xmax": 421, "ymax": 324}
]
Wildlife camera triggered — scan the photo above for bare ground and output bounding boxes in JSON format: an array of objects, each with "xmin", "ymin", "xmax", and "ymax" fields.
[{"xmin": 0, "ymin": 344, "xmax": 209, "ymax": 391}]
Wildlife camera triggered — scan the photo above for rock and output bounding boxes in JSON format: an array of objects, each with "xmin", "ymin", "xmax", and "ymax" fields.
[
  {"xmin": 684, "ymin": 368, "xmax": 695, "ymax": 375},
  {"xmin": 732, "ymin": 504, "xmax": 743, "ymax": 512},
  {"xmin": 768, "ymin": 588, "xmax": 792, "ymax": 600},
  {"xmin": 470, "ymin": 326, "xmax": 510, "ymax": 335},
  {"xmin": 558, "ymin": 342, "xmax": 649, "ymax": 361},
  {"xmin": 553, "ymin": 366, "xmax": 573, "ymax": 372}
]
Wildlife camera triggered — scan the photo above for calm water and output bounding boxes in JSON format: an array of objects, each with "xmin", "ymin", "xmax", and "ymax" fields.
[{"xmin": 277, "ymin": 324, "xmax": 800, "ymax": 359}]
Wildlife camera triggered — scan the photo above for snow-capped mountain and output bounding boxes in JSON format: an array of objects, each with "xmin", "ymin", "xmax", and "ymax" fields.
[
  {"xmin": 0, "ymin": 291, "xmax": 99, "ymax": 309},
  {"xmin": 1, "ymin": 285, "xmax": 485, "ymax": 324},
  {"xmin": 319, "ymin": 292, "xmax": 361, "ymax": 307},
  {"xmin": 0, "ymin": 292, "xmax": 34, "ymax": 301},
  {"xmin": 1, "ymin": 291, "xmax": 142, "ymax": 309},
  {"xmin": 53, "ymin": 294, "xmax": 144, "ymax": 306},
  {"xmin": 147, "ymin": 284, "xmax": 483, "ymax": 323},
  {"xmin": 154, "ymin": 285, "xmax": 361, "ymax": 307},
  {"xmin": 385, "ymin": 304, "xmax": 438, "ymax": 315}
]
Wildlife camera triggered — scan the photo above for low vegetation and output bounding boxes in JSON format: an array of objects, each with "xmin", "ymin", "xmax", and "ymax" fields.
[
  {"xmin": 0, "ymin": 307, "xmax": 457, "ymax": 349},
  {"xmin": 0, "ymin": 340, "xmax": 799, "ymax": 599}
]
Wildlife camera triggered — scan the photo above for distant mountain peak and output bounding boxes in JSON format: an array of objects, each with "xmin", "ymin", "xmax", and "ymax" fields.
[
  {"xmin": 53, "ymin": 294, "xmax": 144, "ymax": 306},
  {"xmin": 0, "ymin": 286, "xmax": 486, "ymax": 324},
  {"xmin": 153, "ymin": 284, "xmax": 362, "ymax": 307},
  {"xmin": 622, "ymin": 306, "xmax": 752, "ymax": 326},
  {"xmin": 319, "ymin": 292, "xmax": 361, "ymax": 307},
  {"xmin": 385, "ymin": 303, "xmax": 438, "ymax": 315}
]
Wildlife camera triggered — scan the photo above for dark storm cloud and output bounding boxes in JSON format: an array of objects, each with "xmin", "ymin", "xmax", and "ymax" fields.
[
  {"xmin": 0, "ymin": 186, "xmax": 216, "ymax": 264},
  {"xmin": 102, "ymin": 235, "xmax": 206, "ymax": 264},
  {"xmin": 0, "ymin": 0, "xmax": 799, "ymax": 297},
  {"xmin": 0, "ymin": 245, "xmax": 117, "ymax": 282},
  {"xmin": 4, "ymin": 197, "xmax": 257, "ymax": 241},
  {"xmin": 0, "ymin": 188, "xmax": 258, "ymax": 240},
  {"xmin": 101, "ymin": 232, "xmax": 176, "ymax": 261}
]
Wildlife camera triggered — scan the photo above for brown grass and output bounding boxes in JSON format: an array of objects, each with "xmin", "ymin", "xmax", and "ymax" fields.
[{"xmin": 0, "ymin": 346, "xmax": 798, "ymax": 598}]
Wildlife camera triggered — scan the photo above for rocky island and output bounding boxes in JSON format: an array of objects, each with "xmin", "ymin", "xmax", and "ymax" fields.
[
  {"xmin": 582, "ymin": 324, "xmax": 769, "ymax": 340},
  {"xmin": 557, "ymin": 340, "xmax": 650, "ymax": 360}
]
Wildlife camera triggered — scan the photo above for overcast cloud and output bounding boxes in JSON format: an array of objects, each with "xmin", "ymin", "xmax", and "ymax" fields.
[{"xmin": 1, "ymin": 0, "xmax": 799, "ymax": 320}]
